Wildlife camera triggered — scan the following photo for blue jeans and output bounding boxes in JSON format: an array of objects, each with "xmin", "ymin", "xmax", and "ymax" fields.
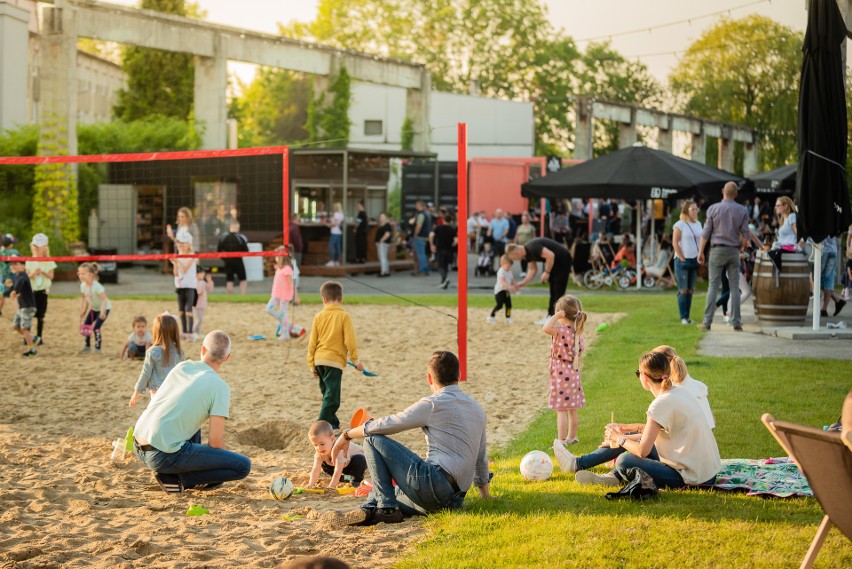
[
  {"xmin": 329, "ymin": 233, "xmax": 342, "ymax": 263},
  {"xmin": 134, "ymin": 430, "xmax": 251, "ymax": 488},
  {"xmin": 361, "ymin": 434, "xmax": 464, "ymax": 516},
  {"xmin": 674, "ymin": 258, "xmax": 698, "ymax": 320},
  {"xmin": 413, "ymin": 238, "xmax": 430, "ymax": 274},
  {"xmin": 576, "ymin": 444, "xmax": 661, "ymax": 471}
]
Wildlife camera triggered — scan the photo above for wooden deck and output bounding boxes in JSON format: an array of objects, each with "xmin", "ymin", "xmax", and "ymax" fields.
[{"xmin": 299, "ymin": 259, "xmax": 415, "ymax": 277}]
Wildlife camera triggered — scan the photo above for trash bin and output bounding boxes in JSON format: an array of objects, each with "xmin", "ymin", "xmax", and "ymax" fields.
[
  {"xmin": 244, "ymin": 243, "xmax": 264, "ymax": 282},
  {"xmin": 90, "ymin": 248, "xmax": 118, "ymax": 284}
]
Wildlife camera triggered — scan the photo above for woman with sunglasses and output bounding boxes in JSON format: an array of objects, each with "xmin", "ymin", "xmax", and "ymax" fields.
[{"xmin": 553, "ymin": 349, "xmax": 720, "ymax": 489}]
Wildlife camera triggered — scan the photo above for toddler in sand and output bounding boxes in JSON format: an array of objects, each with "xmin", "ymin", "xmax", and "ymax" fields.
[
  {"xmin": 129, "ymin": 312, "xmax": 185, "ymax": 407},
  {"xmin": 307, "ymin": 420, "xmax": 367, "ymax": 488},
  {"xmin": 120, "ymin": 315, "xmax": 152, "ymax": 360},
  {"xmin": 307, "ymin": 281, "xmax": 362, "ymax": 429}
]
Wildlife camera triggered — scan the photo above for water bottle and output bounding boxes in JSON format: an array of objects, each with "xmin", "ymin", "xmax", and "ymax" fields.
[{"xmin": 110, "ymin": 439, "xmax": 126, "ymax": 462}]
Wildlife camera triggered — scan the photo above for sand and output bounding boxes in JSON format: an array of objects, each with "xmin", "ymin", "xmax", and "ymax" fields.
[{"xmin": 0, "ymin": 298, "xmax": 617, "ymax": 568}]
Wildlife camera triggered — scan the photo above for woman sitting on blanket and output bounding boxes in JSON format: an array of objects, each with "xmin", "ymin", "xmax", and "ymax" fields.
[{"xmin": 553, "ymin": 347, "xmax": 721, "ymax": 489}]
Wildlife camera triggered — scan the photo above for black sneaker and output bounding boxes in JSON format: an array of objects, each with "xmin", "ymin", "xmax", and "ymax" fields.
[
  {"xmin": 373, "ymin": 507, "xmax": 404, "ymax": 524},
  {"xmin": 820, "ymin": 310, "xmax": 829, "ymax": 318},
  {"xmin": 22, "ymin": 349, "xmax": 37, "ymax": 357},
  {"xmin": 154, "ymin": 473, "xmax": 184, "ymax": 494},
  {"xmin": 834, "ymin": 299, "xmax": 846, "ymax": 317},
  {"xmin": 189, "ymin": 482, "xmax": 223, "ymax": 491}
]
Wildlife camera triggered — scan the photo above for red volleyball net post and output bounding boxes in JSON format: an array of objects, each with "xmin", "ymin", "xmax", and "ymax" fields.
[
  {"xmin": 457, "ymin": 123, "xmax": 468, "ymax": 381},
  {"xmin": 0, "ymin": 146, "xmax": 290, "ymax": 266}
]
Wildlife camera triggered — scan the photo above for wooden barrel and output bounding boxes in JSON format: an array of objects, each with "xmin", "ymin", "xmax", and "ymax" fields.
[{"xmin": 752, "ymin": 250, "xmax": 810, "ymax": 324}]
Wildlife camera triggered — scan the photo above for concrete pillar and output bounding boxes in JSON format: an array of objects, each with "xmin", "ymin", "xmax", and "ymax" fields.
[
  {"xmin": 718, "ymin": 126, "xmax": 734, "ymax": 172},
  {"xmin": 573, "ymin": 96, "xmax": 593, "ymax": 160},
  {"xmin": 690, "ymin": 127, "xmax": 706, "ymax": 164},
  {"xmin": 194, "ymin": 35, "xmax": 227, "ymax": 150},
  {"xmin": 405, "ymin": 69, "xmax": 431, "ymax": 152},
  {"xmin": 743, "ymin": 141, "xmax": 758, "ymax": 176},
  {"xmin": 618, "ymin": 108, "xmax": 636, "ymax": 148},
  {"xmin": 657, "ymin": 118, "xmax": 673, "ymax": 154},
  {"xmin": 39, "ymin": 1, "xmax": 77, "ymax": 155},
  {"xmin": 0, "ymin": 2, "xmax": 30, "ymax": 131}
]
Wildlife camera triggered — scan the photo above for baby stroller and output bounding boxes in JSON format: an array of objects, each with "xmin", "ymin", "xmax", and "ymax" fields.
[{"xmin": 475, "ymin": 240, "xmax": 496, "ymax": 277}]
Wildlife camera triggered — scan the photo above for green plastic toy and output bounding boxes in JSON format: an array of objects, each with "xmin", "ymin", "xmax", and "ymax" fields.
[
  {"xmin": 186, "ymin": 504, "xmax": 209, "ymax": 516},
  {"xmin": 124, "ymin": 427, "xmax": 135, "ymax": 452},
  {"xmin": 595, "ymin": 322, "xmax": 609, "ymax": 333}
]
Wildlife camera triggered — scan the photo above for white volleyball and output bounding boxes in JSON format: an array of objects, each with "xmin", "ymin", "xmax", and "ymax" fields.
[
  {"xmin": 269, "ymin": 476, "xmax": 295, "ymax": 500},
  {"xmin": 519, "ymin": 450, "xmax": 553, "ymax": 481}
]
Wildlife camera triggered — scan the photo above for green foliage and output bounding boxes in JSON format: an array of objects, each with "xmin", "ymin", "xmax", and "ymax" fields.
[
  {"xmin": 113, "ymin": 0, "xmax": 195, "ymax": 121},
  {"xmin": 309, "ymin": 67, "xmax": 352, "ymax": 147},
  {"xmin": 228, "ymin": 69, "xmax": 311, "ymax": 147},
  {"xmin": 400, "ymin": 116, "xmax": 415, "ymax": 151},
  {"xmin": 669, "ymin": 15, "xmax": 802, "ymax": 172}
]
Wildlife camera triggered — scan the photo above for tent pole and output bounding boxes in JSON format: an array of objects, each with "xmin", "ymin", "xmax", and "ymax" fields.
[
  {"xmin": 813, "ymin": 242, "xmax": 822, "ymax": 331},
  {"xmin": 636, "ymin": 200, "xmax": 642, "ymax": 290}
]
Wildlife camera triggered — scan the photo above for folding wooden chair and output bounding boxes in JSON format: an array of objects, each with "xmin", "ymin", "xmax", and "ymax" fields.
[{"xmin": 762, "ymin": 413, "xmax": 852, "ymax": 569}]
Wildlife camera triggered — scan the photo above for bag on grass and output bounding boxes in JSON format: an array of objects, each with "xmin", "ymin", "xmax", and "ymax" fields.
[{"xmin": 604, "ymin": 467, "xmax": 658, "ymax": 501}]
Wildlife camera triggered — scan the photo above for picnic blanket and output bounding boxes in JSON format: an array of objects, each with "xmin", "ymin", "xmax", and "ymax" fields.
[{"xmin": 712, "ymin": 457, "xmax": 812, "ymax": 497}]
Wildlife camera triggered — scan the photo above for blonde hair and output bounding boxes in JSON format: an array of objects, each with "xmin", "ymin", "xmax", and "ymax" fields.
[
  {"xmin": 776, "ymin": 196, "xmax": 796, "ymax": 220},
  {"xmin": 177, "ymin": 206, "xmax": 195, "ymax": 225},
  {"xmin": 152, "ymin": 312, "xmax": 182, "ymax": 365},
  {"xmin": 555, "ymin": 295, "xmax": 587, "ymax": 371},
  {"xmin": 274, "ymin": 245, "xmax": 291, "ymax": 269},
  {"xmin": 639, "ymin": 349, "xmax": 686, "ymax": 392},
  {"xmin": 679, "ymin": 200, "xmax": 696, "ymax": 223},
  {"xmin": 651, "ymin": 345, "xmax": 688, "ymax": 385}
]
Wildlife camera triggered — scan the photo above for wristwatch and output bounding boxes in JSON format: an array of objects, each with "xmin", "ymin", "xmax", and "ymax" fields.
[{"xmin": 342, "ymin": 428, "xmax": 352, "ymax": 441}]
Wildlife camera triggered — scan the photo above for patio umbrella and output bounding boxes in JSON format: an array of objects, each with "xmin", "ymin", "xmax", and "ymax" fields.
[
  {"xmin": 795, "ymin": 0, "xmax": 851, "ymax": 330},
  {"xmin": 748, "ymin": 164, "xmax": 797, "ymax": 197},
  {"xmin": 521, "ymin": 143, "xmax": 744, "ymax": 203}
]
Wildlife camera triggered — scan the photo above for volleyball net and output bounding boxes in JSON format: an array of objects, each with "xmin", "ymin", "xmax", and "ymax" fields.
[{"xmin": 0, "ymin": 146, "xmax": 290, "ymax": 267}]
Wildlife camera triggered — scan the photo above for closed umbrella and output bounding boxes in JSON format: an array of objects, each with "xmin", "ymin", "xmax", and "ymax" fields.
[{"xmin": 796, "ymin": 0, "xmax": 851, "ymax": 330}]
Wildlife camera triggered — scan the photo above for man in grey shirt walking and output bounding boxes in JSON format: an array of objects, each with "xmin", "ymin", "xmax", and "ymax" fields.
[
  {"xmin": 698, "ymin": 182, "xmax": 763, "ymax": 331},
  {"xmin": 322, "ymin": 351, "xmax": 491, "ymax": 527}
]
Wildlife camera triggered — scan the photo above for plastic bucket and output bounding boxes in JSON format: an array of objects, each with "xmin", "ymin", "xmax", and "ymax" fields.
[{"xmin": 350, "ymin": 407, "xmax": 372, "ymax": 428}]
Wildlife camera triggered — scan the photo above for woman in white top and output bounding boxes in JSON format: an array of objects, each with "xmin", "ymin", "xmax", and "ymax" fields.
[
  {"xmin": 555, "ymin": 349, "xmax": 721, "ymax": 489},
  {"xmin": 772, "ymin": 196, "xmax": 797, "ymax": 249},
  {"xmin": 672, "ymin": 199, "xmax": 703, "ymax": 324},
  {"xmin": 327, "ymin": 202, "xmax": 344, "ymax": 267}
]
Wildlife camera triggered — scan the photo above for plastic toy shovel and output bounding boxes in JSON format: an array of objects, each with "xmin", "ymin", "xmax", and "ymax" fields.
[{"xmin": 347, "ymin": 361, "xmax": 378, "ymax": 377}]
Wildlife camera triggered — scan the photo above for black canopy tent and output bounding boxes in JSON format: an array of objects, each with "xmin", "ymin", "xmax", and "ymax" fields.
[
  {"xmin": 748, "ymin": 164, "xmax": 797, "ymax": 197},
  {"xmin": 520, "ymin": 144, "xmax": 745, "ymax": 289},
  {"xmin": 521, "ymin": 144, "xmax": 745, "ymax": 203}
]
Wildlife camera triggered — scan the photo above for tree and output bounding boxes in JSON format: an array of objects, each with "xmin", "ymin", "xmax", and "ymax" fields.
[
  {"xmin": 669, "ymin": 15, "xmax": 802, "ymax": 171},
  {"xmin": 308, "ymin": 67, "xmax": 353, "ymax": 147},
  {"xmin": 228, "ymin": 69, "xmax": 311, "ymax": 147},
  {"xmin": 113, "ymin": 0, "xmax": 200, "ymax": 121}
]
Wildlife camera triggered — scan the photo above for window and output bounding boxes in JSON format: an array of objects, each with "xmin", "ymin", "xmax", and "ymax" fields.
[{"xmin": 364, "ymin": 120, "xmax": 383, "ymax": 136}]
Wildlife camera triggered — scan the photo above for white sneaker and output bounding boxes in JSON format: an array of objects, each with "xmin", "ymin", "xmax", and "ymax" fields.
[
  {"xmin": 506, "ymin": 318, "xmax": 513, "ymax": 324},
  {"xmin": 486, "ymin": 316, "xmax": 497, "ymax": 324},
  {"xmin": 534, "ymin": 317, "xmax": 549, "ymax": 325},
  {"xmin": 325, "ymin": 261, "xmax": 335, "ymax": 267},
  {"xmin": 519, "ymin": 272, "xmax": 527, "ymax": 278},
  {"xmin": 553, "ymin": 439, "xmax": 578, "ymax": 473},
  {"xmin": 681, "ymin": 318, "xmax": 689, "ymax": 325},
  {"xmin": 575, "ymin": 470, "xmax": 621, "ymax": 487},
  {"xmin": 723, "ymin": 315, "xmax": 731, "ymax": 325}
]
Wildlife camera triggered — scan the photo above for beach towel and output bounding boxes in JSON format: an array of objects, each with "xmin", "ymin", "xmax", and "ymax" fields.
[{"xmin": 712, "ymin": 457, "xmax": 812, "ymax": 497}]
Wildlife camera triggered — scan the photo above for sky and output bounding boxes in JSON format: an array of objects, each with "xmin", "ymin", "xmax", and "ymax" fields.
[{"xmin": 105, "ymin": 0, "xmax": 813, "ymax": 85}]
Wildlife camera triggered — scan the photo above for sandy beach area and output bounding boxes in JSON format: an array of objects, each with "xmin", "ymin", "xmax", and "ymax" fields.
[{"xmin": 0, "ymin": 297, "xmax": 616, "ymax": 568}]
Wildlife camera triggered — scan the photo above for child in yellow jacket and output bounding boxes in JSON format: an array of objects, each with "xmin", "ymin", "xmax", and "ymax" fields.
[{"xmin": 307, "ymin": 281, "xmax": 363, "ymax": 429}]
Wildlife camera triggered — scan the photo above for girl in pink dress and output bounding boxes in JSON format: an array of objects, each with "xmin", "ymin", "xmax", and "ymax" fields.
[
  {"xmin": 542, "ymin": 295, "xmax": 587, "ymax": 446},
  {"xmin": 266, "ymin": 246, "xmax": 294, "ymax": 339}
]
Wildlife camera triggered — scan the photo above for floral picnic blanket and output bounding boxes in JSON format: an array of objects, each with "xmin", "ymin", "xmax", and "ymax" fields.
[{"xmin": 712, "ymin": 457, "xmax": 812, "ymax": 497}]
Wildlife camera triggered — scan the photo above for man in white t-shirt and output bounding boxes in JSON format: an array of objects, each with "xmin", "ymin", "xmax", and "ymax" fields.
[{"xmin": 133, "ymin": 330, "xmax": 251, "ymax": 493}]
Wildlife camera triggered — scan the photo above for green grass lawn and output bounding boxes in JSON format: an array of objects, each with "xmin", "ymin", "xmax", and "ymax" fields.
[{"xmin": 391, "ymin": 294, "xmax": 852, "ymax": 569}]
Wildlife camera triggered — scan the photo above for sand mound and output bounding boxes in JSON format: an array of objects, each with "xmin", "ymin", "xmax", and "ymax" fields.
[{"xmin": 236, "ymin": 420, "xmax": 312, "ymax": 453}]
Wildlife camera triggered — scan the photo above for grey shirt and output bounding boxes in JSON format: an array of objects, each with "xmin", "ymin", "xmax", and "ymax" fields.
[
  {"xmin": 701, "ymin": 198, "xmax": 751, "ymax": 247},
  {"xmin": 134, "ymin": 345, "xmax": 184, "ymax": 393},
  {"xmin": 364, "ymin": 384, "xmax": 489, "ymax": 491}
]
